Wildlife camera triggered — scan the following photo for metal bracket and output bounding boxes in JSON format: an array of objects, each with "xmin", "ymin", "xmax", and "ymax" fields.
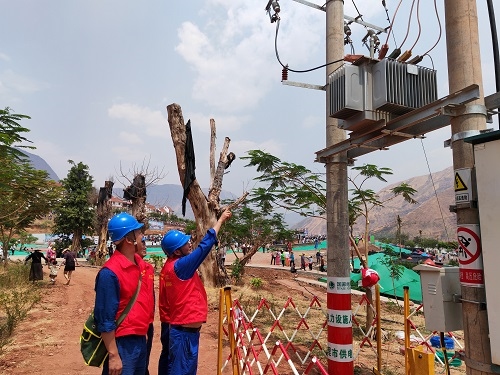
[
  {"xmin": 441, "ymin": 103, "xmax": 487, "ymax": 117},
  {"xmin": 444, "ymin": 128, "xmax": 494, "ymax": 148},
  {"xmin": 464, "ymin": 356, "xmax": 500, "ymax": 373},
  {"xmin": 281, "ymin": 80, "xmax": 326, "ymax": 91},
  {"xmin": 380, "ymin": 129, "xmax": 425, "ymax": 139},
  {"xmin": 452, "ymin": 294, "xmax": 486, "ymax": 308}
]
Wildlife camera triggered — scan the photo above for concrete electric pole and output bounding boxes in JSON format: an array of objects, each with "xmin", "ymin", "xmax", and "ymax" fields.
[
  {"xmin": 325, "ymin": 1, "xmax": 353, "ymax": 374},
  {"xmin": 444, "ymin": 0, "xmax": 491, "ymax": 373}
]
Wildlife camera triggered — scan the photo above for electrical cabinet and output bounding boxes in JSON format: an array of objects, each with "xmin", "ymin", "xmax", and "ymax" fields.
[
  {"xmin": 413, "ymin": 265, "xmax": 463, "ymax": 332},
  {"xmin": 465, "ymin": 130, "xmax": 500, "ymax": 365}
]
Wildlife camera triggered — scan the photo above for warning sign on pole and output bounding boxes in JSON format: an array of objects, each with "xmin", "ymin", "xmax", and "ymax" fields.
[
  {"xmin": 454, "ymin": 168, "xmax": 472, "ymax": 204},
  {"xmin": 457, "ymin": 224, "xmax": 484, "ymax": 287}
]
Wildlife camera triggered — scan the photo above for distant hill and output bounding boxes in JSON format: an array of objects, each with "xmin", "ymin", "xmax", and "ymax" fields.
[
  {"xmin": 294, "ymin": 166, "xmax": 456, "ymax": 241},
  {"xmin": 113, "ymin": 184, "xmax": 238, "ymax": 221},
  {"xmin": 19, "ymin": 148, "xmax": 60, "ymax": 181}
]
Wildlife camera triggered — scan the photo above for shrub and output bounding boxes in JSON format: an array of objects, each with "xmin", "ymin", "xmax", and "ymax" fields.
[
  {"xmin": 231, "ymin": 258, "xmax": 243, "ymax": 283},
  {"xmin": 149, "ymin": 254, "xmax": 164, "ymax": 272},
  {"xmin": 0, "ymin": 262, "xmax": 42, "ymax": 353},
  {"xmin": 250, "ymin": 277, "xmax": 263, "ymax": 289}
]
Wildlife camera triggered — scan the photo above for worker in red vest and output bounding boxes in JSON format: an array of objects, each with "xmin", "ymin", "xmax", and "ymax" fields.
[
  {"xmin": 158, "ymin": 210, "xmax": 232, "ymax": 375},
  {"xmin": 94, "ymin": 212, "xmax": 154, "ymax": 375}
]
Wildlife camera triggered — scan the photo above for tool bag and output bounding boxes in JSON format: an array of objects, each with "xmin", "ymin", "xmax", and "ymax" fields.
[{"xmin": 80, "ymin": 275, "xmax": 141, "ymax": 367}]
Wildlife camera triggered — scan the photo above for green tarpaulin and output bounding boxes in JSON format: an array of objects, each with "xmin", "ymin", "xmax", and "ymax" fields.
[{"xmin": 351, "ymin": 252, "xmax": 423, "ymax": 302}]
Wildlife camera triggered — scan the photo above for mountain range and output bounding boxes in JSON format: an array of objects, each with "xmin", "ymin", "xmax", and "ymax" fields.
[
  {"xmin": 23, "ymin": 150, "xmax": 456, "ymax": 238},
  {"xmin": 295, "ymin": 166, "xmax": 456, "ymax": 241}
]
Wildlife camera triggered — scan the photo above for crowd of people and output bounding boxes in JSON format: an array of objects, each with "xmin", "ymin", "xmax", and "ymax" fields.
[
  {"xmin": 22, "ymin": 244, "xmax": 79, "ymax": 285},
  {"xmin": 270, "ymin": 249, "xmax": 326, "ymax": 272}
]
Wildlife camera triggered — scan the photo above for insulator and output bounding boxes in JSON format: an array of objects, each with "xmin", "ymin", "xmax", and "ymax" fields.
[
  {"xmin": 408, "ymin": 55, "xmax": 423, "ymax": 65},
  {"xmin": 378, "ymin": 44, "xmax": 389, "ymax": 59},
  {"xmin": 281, "ymin": 66, "xmax": 288, "ymax": 81},
  {"xmin": 388, "ymin": 48, "xmax": 401, "ymax": 59},
  {"xmin": 397, "ymin": 50, "xmax": 412, "ymax": 62}
]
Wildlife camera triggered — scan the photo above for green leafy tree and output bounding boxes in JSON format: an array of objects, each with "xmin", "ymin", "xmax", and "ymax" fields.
[
  {"xmin": 0, "ymin": 107, "xmax": 34, "ymax": 161},
  {"xmin": 241, "ymin": 150, "xmax": 326, "ymax": 218},
  {"xmin": 349, "ymin": 164, "xmax": 417, "ymax": 265},
  {"xmin": 53, "ymin": 160, "xmax": 95, "ymax": 252},
  {"xmin": 380, "ymin": 249, "xmax": 405, "ymax": 311},
  {"xmin": 242, "ymin": 152, "xmax": 417, "ymax": 263},
  {"xmin": 0, "ymin": 160, "xmax": 62, "ymax": 263},
  {"xmin": 217, "ymin": 202, "xmax": 294, "ymax": 275},
  {"xmin": 0, "ymin": 108, "xmax": 63, "ymax": 264}
]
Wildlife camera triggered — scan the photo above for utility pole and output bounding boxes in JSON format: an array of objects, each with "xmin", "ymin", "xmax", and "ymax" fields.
[
  {"xmin": 444, "ymin": 0, "xmax": 491, "ymax": 373},
  {"xmin": 325, "ymin": 0, "xmax": 352, "ymax": 374}
]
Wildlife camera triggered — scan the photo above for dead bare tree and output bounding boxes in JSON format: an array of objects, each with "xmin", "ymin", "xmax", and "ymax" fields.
[
  {"xmin": 95, "ymin": 180, "xmax": 114, "ymax": 265},
  {"xmin": 117, "ymin": 158, "xmax": 166, "ymax": 225},
  {"xmin": 167, "ymin": 103, "xmax": 247, "ymax": 288}
]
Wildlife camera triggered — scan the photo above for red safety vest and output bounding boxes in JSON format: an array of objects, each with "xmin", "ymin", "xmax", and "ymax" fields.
[
  {"xmin": 103, "ymin": 251, "xmax": 153, "ymax": 337},
  {"xmin": 159, "ymin": 257, "xmax": 207, "ymax": 325},
  {"xmin": 158, "ymin": 262, "xmax": 170, "ymax": 323},
  {"xmin": 142, "ymin": 261, "xmax": 155, "ymax": 324}
]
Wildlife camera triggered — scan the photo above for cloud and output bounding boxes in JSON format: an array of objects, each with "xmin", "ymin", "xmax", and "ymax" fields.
[
  {"xmin": 107, "ymin": 103, "xmax": 168, "ymax": 138},
  {"xmin": 302, "ymin": 115, "xmax": 322, "ymax": 129},
  {"xmin": 187, "ymin": 112, "xmax": 251, "ymax": 133},
  {"xmin": 0, "ymin": 52, "xmax": 10, "ymax": 62},
  {"xmin": 118, "ymin": 131, "xmax": 144, "ymax": 145},
  {"xmin": 231, "ymin": 138, "xmax": 283, "ymax": 158},
  {"xmin": 0, "ymin": 69, "xmax": 48, "ymax": 101},
  {"xmin": 174, "ymin": 1, "xmax": 326, "ymax": 113}
]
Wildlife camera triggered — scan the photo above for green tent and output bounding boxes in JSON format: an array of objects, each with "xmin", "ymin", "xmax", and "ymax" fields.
[{"xmin": 351, "ymin": 252, "xmax": 422, "ymax": 303}]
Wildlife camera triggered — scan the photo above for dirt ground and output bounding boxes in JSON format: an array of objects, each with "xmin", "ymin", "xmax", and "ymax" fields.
[{"xmin": 0, "ymin": 252, "xmax": 466, "ymax": 375}]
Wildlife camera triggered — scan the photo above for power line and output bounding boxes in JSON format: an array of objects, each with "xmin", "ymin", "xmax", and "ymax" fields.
[
  {"xmin": 419, "ymin": 138, "xmax": 451, "ymax": 242},
  {"xmin": 273, "ymin": 19, "xmax": 344, "ymax": 73}
]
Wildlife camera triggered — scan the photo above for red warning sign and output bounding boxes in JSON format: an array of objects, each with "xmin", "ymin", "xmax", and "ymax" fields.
[{"xmin": 457, "ymin": 225, "xmax": 483, "ymax": 287}]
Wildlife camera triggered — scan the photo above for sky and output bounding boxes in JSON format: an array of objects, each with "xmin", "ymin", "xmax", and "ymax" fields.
[{"xmin": 1, "ymin": 0, "xmax": 498, "ymax": 221}]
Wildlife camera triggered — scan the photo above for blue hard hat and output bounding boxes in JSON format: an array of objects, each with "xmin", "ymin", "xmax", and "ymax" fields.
[
  {"xmin": 161, "ymin": 230, "xmax": 190, "ymax": 255},
  {"xmin": 108, "ymin": 213, "xmax": 144, "ymax": 242}
]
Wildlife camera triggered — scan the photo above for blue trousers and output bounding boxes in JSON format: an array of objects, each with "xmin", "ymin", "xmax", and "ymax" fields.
[
  {"xmin": 146, "ymin": 323, "xmax": 154, "ymax": 375},
  {"xmin": 102, "ymin": 335, "xmax": 147, "ymax": 375},
  {"xmin": 158, "ymin": 322, "xmax": 170, "ymax": 375},
  {"xmin": 167, "ymin": 326, "xmax": 200, "ymax": 375}
]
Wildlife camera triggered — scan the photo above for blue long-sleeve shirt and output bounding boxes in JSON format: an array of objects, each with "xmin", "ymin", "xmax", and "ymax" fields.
[
  {"xmin": 94, "ymin": 268, "xmax": 120, "ymax": 333},
  {"xmin": 174, "ymin": 228, "xmax": 217, "ymax": 280}
]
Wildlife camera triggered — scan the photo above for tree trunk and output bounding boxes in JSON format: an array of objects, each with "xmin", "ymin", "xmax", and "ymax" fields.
[
  {"xmin": 126, "ymin": 174, "xmax": 147, "ymax": 224},
  {"xmin": 71, "ymin": 228, "xmax": 82, "ymax": 252},
  {"xmin": 167, "ymin": 104, "xmax": 215, "ymax": 287},
  {"xmin": 96, "ymin": 181, "xmax": 114, "ymax": 266}
]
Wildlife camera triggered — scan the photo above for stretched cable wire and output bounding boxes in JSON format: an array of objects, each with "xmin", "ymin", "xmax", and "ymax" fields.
[
  {"xmin": 422, "ymin": 54, "xmax": 435, "ymax": 70},
  {"xmin": 408, "ymin": 0, "xmax": 422, "ymax": 52},
  {"xmin": 422, "ymin": 0, "xmax": 442, "ymax": 56},
  {"xmin": 399, "ymin": 0, "xmax": 417, "ymax": 49},
  {"xmin": 420, "ymin": 138, "xmax": 450, "ymax": 242},
  {"xmin": 350, "ymin": 0, "xmax": 368, "ymax": 29},
  {"xmin": 274, "ymin": 19, "xmax": 344, "ymax": 73},
  {"xmin": 382, "ymin": 0, "xmax": 399, "ymax": 47}
]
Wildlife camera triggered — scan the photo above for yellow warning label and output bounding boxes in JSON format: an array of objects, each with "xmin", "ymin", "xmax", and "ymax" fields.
[{"xmin": 455, "ymin": 173, "xmax": 468, "ymax": 192}]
